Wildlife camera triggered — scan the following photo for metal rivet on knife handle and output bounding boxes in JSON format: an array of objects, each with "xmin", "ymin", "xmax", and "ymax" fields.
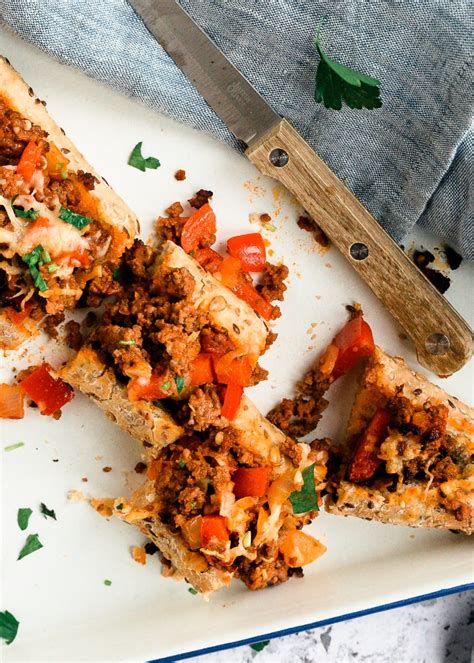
[
  {"xmin": 269, "ymin": 148, "xmax": 289, "ymax": 167},
  {"xmin": 425, "ymin": 333, "xmax": 450, "ymax": 356},
  {"xmin": 350, "ymin": 242, "xmax": 369, "ymax": 260}
]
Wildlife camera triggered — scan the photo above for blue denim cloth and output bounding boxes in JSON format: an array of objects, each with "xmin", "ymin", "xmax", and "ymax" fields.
[{"xmin": 1, "ymin": 0, "xmax": 473, "ymax": 258}]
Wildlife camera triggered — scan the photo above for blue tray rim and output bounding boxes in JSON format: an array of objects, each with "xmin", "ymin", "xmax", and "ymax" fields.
[{"xmin": 150, "ymin": 582, "xmax": 474, "ymax": 662}]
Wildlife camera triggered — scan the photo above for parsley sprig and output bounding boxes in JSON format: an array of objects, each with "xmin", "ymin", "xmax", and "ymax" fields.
[
  {"xmin": 22, "ymin": 245, "xmax": 50, "ymax": 292},
  {"xmin": 289, "ymin": 464, "xmax": 319, "ymax": 514},
  {"xmin": 128, "ymin": 142, "xmax": 161, "ymax": 172},
  {"xmin": 0, "ymin": 611, "xmax": 19, "ymax": 645},
  {"xmin": 314, "ymin": 32, "xmax": 381, "ymax": 110}
]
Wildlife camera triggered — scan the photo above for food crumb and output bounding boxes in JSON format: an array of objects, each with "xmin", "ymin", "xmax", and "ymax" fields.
[
  {"xmin": 81, "ymin": 477, "xmax": 88, "ymax": 482},
  {"xmin": 52, "ymin": 458, "xmax": 59, "ymax": 463},
  {"xmin": 134, "ymin": 462, "xmax": 147, "ymax": 474},
  {"xmin": 102, "ymin": 466, "xmax": 112, "ymax": 473},
  {"xmin": 298, "ymin": 215, "xmax": 329, "ymax": 250},
  {"xmin": 174, "ymin": 169, "xmax": 186, "ymax": 181},
  {"xmin": 260, "ymin": 213, "xmax": 271, "ymax": 223},
  {"xmin": 131, "ymin": 546, "xmax": 147, "ymax": 565},
  {"xmin": 95, "ymin": 455, "xmax": 103, "ymax": 461},
  {"xmin": 68, "ymin": 490, "xmax": 86, "ymax": 503},
  {"xmin": 399, "ymin": 332, "xmax": 408, "ymax": 341}
]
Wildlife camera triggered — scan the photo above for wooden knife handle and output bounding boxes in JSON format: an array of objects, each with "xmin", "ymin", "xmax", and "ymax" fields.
[{"xmin": 246, "ymin": 118, "xmax": 473, "ymax": 376}]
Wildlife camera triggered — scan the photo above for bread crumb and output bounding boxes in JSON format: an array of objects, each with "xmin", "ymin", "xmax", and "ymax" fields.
[
  {"xmin": 132, "ymin": 546, "xmax": 147, "ymax": 565},
  {"xmin": 102, "ymin": 466, "xmax": 112, "ymax": 473}
]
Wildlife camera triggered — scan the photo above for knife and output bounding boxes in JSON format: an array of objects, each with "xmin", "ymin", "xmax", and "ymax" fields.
[{"xmin": 128, "ymin": 0, "xmax": 472, "ymax": 376}]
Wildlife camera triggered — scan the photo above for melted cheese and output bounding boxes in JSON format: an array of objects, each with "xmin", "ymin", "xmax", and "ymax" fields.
[{"xmin": 0, "ymin": 194, "xmax": 88, "ymax": 260}]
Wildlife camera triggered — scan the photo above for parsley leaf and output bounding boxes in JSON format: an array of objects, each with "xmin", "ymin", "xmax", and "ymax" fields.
[
  {"xmin": 314, "ymin": 33, "xmax": 381, "ymax": 110},
  {"xmin": 13, "ymin": 206, "xmax": 39, "ymax": 220},
  {"xmin": 104, "ymin": 579, "xmax": 112, "ymax": 586},
  {"xmin": 289, "ymin": 464, "xmax": 319, "ymax": 514},
  {"xmin": 161, "ymin": 381, "xmax": 171, "ymax": 392},
  {"xmin": 22, "ymin": 244, "xmax": 50, "ymax": 292},
  {"xmin": 250, "ymin": 641, "xmax": 270, "ymax": 652},
  {"xmin": 4, "ymin": 442, "xmax": 24, "ymax": 452},
  {"xmin": 58, "ymin": 207, "xmax": 93, "ymax": 230},
  {"xmin": 128, "ymin": 142, "xmax": 161, "ymax": 172},
  {"xmin": 0, "ymin": 610, "xmax": 19, "ymax": 645},
  {"xmin": 188, "ymin": 587, "xmax": 198, "ymax": 595},
  {"xmin": 40, "ymin": 503, "xmax": 56, "ymax": 520},
  {"xmin": 18, "ymin": 533, "xmax": 43, "ymax": 560},
  {"xmin": 174, "ymin": 376, "xmax": 185, "ymax": 394},
  {"xmin": 17, "ymin": 508, "xmax": 33, "ymax": 531},
  {"xmin": 118, "ymin": 340, "xmax": 136, "ymax": 346}
]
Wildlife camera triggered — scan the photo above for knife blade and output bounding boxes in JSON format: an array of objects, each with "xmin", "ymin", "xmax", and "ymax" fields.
[{"xmin": 128, "ymin": 0, "xmax": 473, "ymax": 375}]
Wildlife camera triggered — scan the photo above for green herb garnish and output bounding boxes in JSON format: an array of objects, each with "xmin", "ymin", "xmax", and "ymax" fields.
[
  {"xmin": 289, "ymin": 463, "xmax": 319, "ymax": 514},
  {"xmin": 177, "ymin": 459, "xmax": 186, "ymax": 469},
  {"xmin": 58, "ymin": 207, "xmax": 93, "ymax": 230},
  {"xmin": 4, "ymin": 442, "xmax": 24, "ymax": 452},
  {"xmin": 128, "ymin": 142, "xmax": 161, "ymax": 172},
  {"xmin": 112, "ymin": 268, "xmax": 121, "ymax": 280},
  {"xmin": 17, "ymin": 533, "xmax": 43, "ymax": 560},
  {"xmin": 188, "ymin": 587, "xmax": 198, "ymax": 595},
  {"xmin": 174, "ymin": 376, "xmax": 185, "ymax": 394},
  {"xmin": 40, "ymin": 503, "xmax": 56, "ymax": 520},
  {"xmin": 118, "ymin": 340, "xmax": 136, "ymax": 346},
  {"xmin": 104, "ymin": 579, "xmax": 112, "ymax": 586},
  {"xmin": 115, "ymin": 503, "xmax": 124, "ymax": 511},
  {"xmin": 47, "ymin": 264, "xmax": 59, "ymax": 273},
  {"xmin": 262, "ymin": 222, "xmax": 276, "ymax": 232},
  {"xmin": 0, "ymin": 611, "xmax": 19, "ymax": 645},
  {"xmin": 13, "ymin": 206, "xmax": 39, "ymax": 220},
  {"xmin": 17, "ymin": 508, "xmax": 33, "ymax": 531},
  {"xmin": 22, "ymin": 245, "xmax": 50, "ymax": 292},
  {"xmin": 250, "ymin": 641, "xmax": 270, "ymax": 652},
  {"xmin": 161, "ymin": 381, "xmax": 171, "ymax": 392},
  {"xmin": 314, "ymin": 32, "xmax": 381, "ymax": 110}
]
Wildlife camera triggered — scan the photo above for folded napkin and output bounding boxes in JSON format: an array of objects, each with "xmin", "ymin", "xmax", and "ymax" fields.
[{"xmin": 2, "ymin": 0, "xmax": 473, "ymax": 258}]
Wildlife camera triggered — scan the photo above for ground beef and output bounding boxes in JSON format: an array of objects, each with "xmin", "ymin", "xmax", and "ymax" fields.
[
  {"xmin": 0, "ymin": 98, "xmax": 47, "ymax": 162},
  {"xmin": 200, "ymin": 327, "xmax": 235, "ymax": 354},
  {"xmin": 432, "ymin": 456, "xmax": 459, "ymax": 483},
  {"xmin": 188, "ymin": 189, "xmax": 213, "ymax": 209},
  {"xmin": 249, "ymin": 362, "xmax": 268, "ymax": 386},
  {"xmin": 122, "ymin": 240, "xmax": 156, "ymax": 280},
  {"xmin": 256, "ymin": 262, "xmax": 288, "ymax": 302},
  {"xmin": 76, "ymin": 170, "xmax": 98, "ymax": 191},
  {"xmin": 187, "ymin": 386, "xmax": 225, "ymax": 431},
  {"xmin": 161, "ymin": 266, "xmax": 196, "ymax": 299},
  {"xmin": 174, "ymin": 169, "xmax": 186, "ymax": 181},
  {"xmin": 236, "ymin": 551, "xmax": 295, "ymax": 590},
  {"xmin": 165, "ymin": 201, "xmax": 184, "ymax": 217},
  {"xmin": 155, "ymin": 215, "xmax": 187, "ymax": 244},
  {"xmin": 85, "ymin": 265, "xmax": 122, "ymax": 308},
  {"xmin": 94, "ymin": 323, "xmax": 150, "ymax": 379},
  {"xmin": 64, "ymin": 320, "xmax": 82, "ymax": 350},
  {"xmin": 83, "ymin": 311, "xmax": 97, "ymax": 328},
  {"xmin": 155, "ymin": 322, "xmax": 200, "ymax": 375},
  {"xmin": 297, "ymin": 215, "xmax": 329, "ymax": 248},
  {"xmin": 41, "ymin": 311, "xmax": 65, "ymax": 339}
]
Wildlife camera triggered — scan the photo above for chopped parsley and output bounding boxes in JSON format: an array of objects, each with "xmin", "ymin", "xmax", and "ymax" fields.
[
  {"xmin": 177, "ymin": 459, "xmax": 186, "ymax": 469},
  {"xmin": 128, "ymin": 142, "xmax": 161, "ymax": 172},
  {"xmin": 289, "ymin": 463, "xmax": 319, "ymax": 514},
  {"xmin": 118, "ymin": 339, "xmax": 136, "ymax": 346},
  {"xmin": 104, "ymin": 579, "xmax": 112, "ymax": 586},
  {"xmin": 188, "ymin": 587, "xmax": 198, "ymax": 595},
  {"xmin": 0, "ymin": 610, "xmax": 19, "ymax": 645},
  {"xmin": 314, "ymin": 32, "xmax": 382, "ymax": 110},
  {"xmin": 13, "ymin": 206, "xmax": 39, "ymax": 220},
  {"xmin": 174, "ymin": 376, "xmax": 185, "ymax": 394},
  {"xmin": 112, "ymin": 268, "xmax": 121, "ymax": 280},
  {"xmin": 250, "ymin": 641, "xmax": 270, "ymax": 652},
  {"xmin": 17, "ymin": 533, "xmax": 43, "ymax": 560},
  {"xmin": 161, "ymin": 381, "xmax": 171, "ymax": 392},
  {"xmin": 47, "ymin": 263, "xmax": 59, "ymax": 273},
  {"xmin": 17, "ymin": 508, "xmax": 33, "ymax": 531},
  {"xmin": 262, "ymin": 222, "xmax": 276, "ymax": 232},
  {"xmin": 22, "ymin": 244, "xmax": 50, "ymax": 292},
  {"xmin": 40, "ymin": 503, "xmax": 56, "ymax": 520},
  {"xmin": 115, "ymin": 503, "xmax": 124, "ymax": 511},
  {"xmin": 4, "ymin": 442, "xmax": 24, "ymax": 452},
  {"xmin": 58, "ymin": 207, "xmax": 93, "ymax": 230}
]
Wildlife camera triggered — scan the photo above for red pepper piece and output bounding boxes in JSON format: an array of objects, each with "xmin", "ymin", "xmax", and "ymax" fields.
[
  {"xmin": 233, "ymin": 467, "xmax": 271, "ymax": 499},
  {"xmin": 200, "ymin": 515, "xmax": 229, "ymax": 547},
  {"xmin": 213, "ymin": 352, "xmax": 252, "ymax": 387},
  {"xmin": 332, "ymin": 317, "xmax": 375, "ymax": 379},
  {"xmin": 180, "ymin": 203, "xmax": 216, "ymax": 253},
  {"xmin": 16, "ymin": 141, "xmax": 43, "ymax": 183},
  {"xmin": 194, "ymin": 247, "xmax": 223, "ymax": 273},
  {"xmin": 227, "ymin": 233, "xmax": 266, "ymax": 272},
  {"xmin": 127, "ymin": 372, "xmax": 175, "ymax": 401},
  {"xmin": 348, "ymin": 408, "xmax": 390, "ymax": 482},
  {"xmin": 221, "ymin": 383, "xmax": 243, "ymax": 420},
  {"xmin": 190, "ymin": 353, "xmax": 215, "ymax": 386},
  {"xmin": 19, "ymin": 363, "xmax": 74, "ymax": 416}
]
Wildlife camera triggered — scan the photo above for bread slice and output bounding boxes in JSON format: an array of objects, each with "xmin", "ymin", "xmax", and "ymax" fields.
[{"xmin": 326, "ymin": 347, "xmax": 473, "ymax": 534}]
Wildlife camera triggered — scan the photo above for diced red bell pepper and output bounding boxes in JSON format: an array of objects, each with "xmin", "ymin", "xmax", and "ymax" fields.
[
  {"xmin": 332, "ymin": 317, "xmax": 375, "ymax": 379},
  {"xmin": 190, "ymin": 353, "xmax": 215, "ymax": 386},
  {"xmin": 4, "ymin": 303, "xmax": 32, "ymax": 327},
  {"xmin": 63, "ymin": 248, "xmax": 91, "ymax": 268},
  {"xmin": 200, "ymin": 328, "xmax": 234, "ymax": 355},
  {"xmin": 45, "ymin": 142, "xmax": 69, "ymax": 180},
  {"xmin": 127, "ymin": 373, "xmax": 175, "ymax": 401},
  {"xmin": 200, "ymin": 515, "xmax": 229, "ymax": 547},
  {"xmin": 180, "ymin": 203, "xmax": 216, "ymax": 253},
  {"xmin": 0, "ymin": 383, "xmax": 25, "ymax": 419},
  {"xmin": 218, "ymin": 256, "xmax": 275, "ymax": 321},
  {"xmin": 194, "ymin": 247, "xmax": 223, "ymax": 273},
  {"xmin": 227, "ymin": 233, "xmax": 266, "ymax": 272},
  {"xmin": 19, "ymin": 363, "xmax": 74, "ymax": 416},
  {"xmin": 220, "ymin": 383, "xmax": 243, "ymax": 420},
  {"xmin": 233, "ymin": 467, "xmax": 271, "ymax": 499},
  {"xmin": 348, "ymin": 408, "xmax": 390, "ymax": 482},
  {"xmin": 16, "ymin": 141, "xmax": 43, "ymax": 183},
  {"xmin": 213, "ymin": 352, "xmax": 252, "ymax": 387}
]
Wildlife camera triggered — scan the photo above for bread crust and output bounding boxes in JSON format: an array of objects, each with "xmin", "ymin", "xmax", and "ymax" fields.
[
  {"xmin": 60, "ymin": 348, "xmax": 183, "ymax": 453},
  {"xmin": 326, "ymin": 347, "xmax": 473, "ymax": 534}
]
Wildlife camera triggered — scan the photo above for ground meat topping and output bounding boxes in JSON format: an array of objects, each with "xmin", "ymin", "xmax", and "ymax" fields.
[
  {"xmin": 187, "ymin": 386, "xmax": 226, "ymax": 431},
  {"xmin": 0, "ymin": 98, "xmax": 47, "ymax": 162},
  {"xmin": 188, "ymin": 189, "xmax": 213, "ymax": 209},
  {"xmin": 256, "ymin": 262, "xmax": 288, "ymax": 303},
  {"xmin": 64, "ymin": 320, "xmax": 82, "ymax": 351}
]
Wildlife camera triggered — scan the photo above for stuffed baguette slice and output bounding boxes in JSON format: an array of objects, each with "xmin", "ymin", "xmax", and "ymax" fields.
[
  {"xmin": 60, "ymin": 239, "xmax": 269, "ymax": 449},
  {"xmin": 0, "ymin": 55, "xmax": 138, "ymax": 349},
  {"xmin": 93, "ymin": 396, "xmax": 329, "ymax": 594},
  {"xmin": 326, "ymin": 347, "xmax": 473, "ymax": 534}
]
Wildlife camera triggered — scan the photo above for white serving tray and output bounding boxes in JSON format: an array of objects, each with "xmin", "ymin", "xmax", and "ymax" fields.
[{"xmin": 1, "ymin": 30, "xmax": 472, "ymax": 663}]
